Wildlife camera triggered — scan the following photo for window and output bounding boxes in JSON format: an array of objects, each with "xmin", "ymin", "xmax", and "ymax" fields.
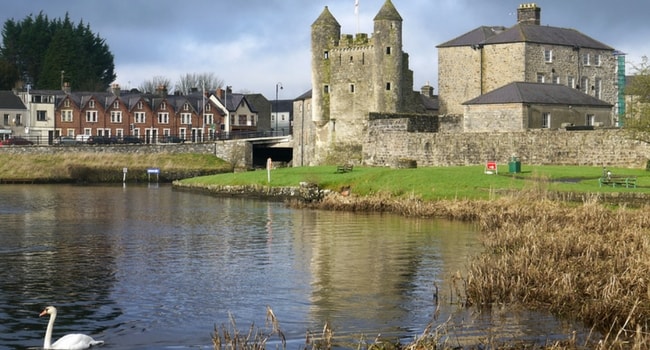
[
  {"xmin": 537, "ymin": 73, "xmax": 545, "ymax": 83},
  {"xmin": 86, "ymin": 110, "xmax": 97, "ymax": 123},
  {"xmin": 181, "ymin": 113, "xmax": 192, "ymax": 125},
  {"xmin": 553, "ymin": 75, "xmax": 560, "ymax": 84},
  {"xmin": 594, "ymin": 78, "xmax": 602, "ymax": 99},
  {"xmin": 137, "ymin": 101, "xmax": 143, "ymax": 109},
  {"xmin": 158, "ymin": 112, "xmax": 169, "ymax": 124},
  {"xmin": 542, "ymin": 112, "xmax": 551, "ymax": 129},
  {"xmin": 64, "ymin": 99, "xmax": 70, "ymax": 107},
  {"xmin": 62, "ymin": 110, "xmax": 73, "ymax": 122},
  {"xmin": 110, "ymin": 111, "xmax": 122, "ymax": 123},
  {"xmin": 581, "ymin": 77, "xmax": 589, "ymax": 94},
  {"xmin": 238, "ymin": 115, "xmax": 247, "ymax": 125},
  {"xmin": 116, "ymin": 129, "xmax": 124, "ymax": 138},
  {"xmin": 544, "ymin": 49, "xmax": 553, "ymax": 63},
  {"xmin": 582, "ymin": 53, "xmax": 590, "ymax": 66},
  {"xmin": 15, "ymin": 114, "xmax": 22, "ymax": 126},
  {"xmin": 135, "ymin": 112, "xmax": 146, "ymax": 123},
  {"xmin": 89, "ymin": 100, "xmax": 95, "ymax": 108},
  {"xmin": 323, "ymin": 85, "xmax": 329, "ymax": 94},
  {"xmin": 205, "ymin": 104, "xmax": 211, "ymax": 111},
  {"xmin": 567, "ymin": 75, "xmax": 575, "ymax": 89},
  {"xmin": 324, "ymin": 51, "xmax": 329, "ymax": 59},
  {"xmin": 586, "ymin": 114, "xmax": 595, "ymax": 126},
  {"xmin": 3, "ymin": 114, "xmax": 8, "ymax": 125},
  {"xmin": 160, "ymin": 102, "xmax": 166, "ymax": 109},
  {"xmin": 594, "ymin": 54, "xmax": 601, "ymax": 66},
  {"xmin": 204, "ymin": 114, "xmax": 213, "ymax": 125},
  {"xmin": 386, "ymin": 46, "xmax": 391, "ymax": 55},
  {"xmin": 183, "ymin": 103, "xmax": 190, "ymax": 111},
  {"xmin": 113, "ymin": 101, "xmax": 119, "ymax": 108},
  {"xmin": 37, "ymin": 110, "xmax": 47, "ymax": 121},
  {"xmin": 386, "ymin": 82, "xmax": 391, "ymax": 90},
  {"xmin": 350, "ymin": 84, "xmax": 355, "ymax": 93}
]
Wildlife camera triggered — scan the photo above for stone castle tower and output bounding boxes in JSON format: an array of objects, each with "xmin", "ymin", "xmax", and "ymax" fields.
[{"xmin": 305, "ymin": 0, "xmax": 417, "ymax": 165}]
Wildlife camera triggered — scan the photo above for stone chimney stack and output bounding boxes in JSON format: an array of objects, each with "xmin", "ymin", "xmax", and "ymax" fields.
[
  {"xmin": 420, "ymin": 83, "xmax": 434, "ymax": 98},
  {"xmin": 111, "ymin": 83, "xmax": 121, "ymax": 96},
  {"xmin": 62, "ymin": 82, "xmax": 71, "ymax": 94},
  {"xmin": 517, "ymin": 3, "xmax": 541, "ymax": 25}
]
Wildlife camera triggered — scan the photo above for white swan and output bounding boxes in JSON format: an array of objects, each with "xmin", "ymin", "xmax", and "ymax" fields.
[{"xmin": 39, "ymin": 306, "xmax": 104, "ymax": 349}]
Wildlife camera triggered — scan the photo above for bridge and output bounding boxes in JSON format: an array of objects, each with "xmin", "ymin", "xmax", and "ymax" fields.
[{"xmin": 217, "ymin": 131, "xmax": 294, "ymax": 167}]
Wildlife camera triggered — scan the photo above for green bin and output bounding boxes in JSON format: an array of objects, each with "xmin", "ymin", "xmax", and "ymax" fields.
[{"xmin": 508, "ymin": 157, "xmax": 521, "ymax": 173}]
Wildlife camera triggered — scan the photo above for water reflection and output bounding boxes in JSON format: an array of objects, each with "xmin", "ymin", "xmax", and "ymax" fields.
[{"xmin": 0, "ymin": 185, "xmax": 586, "ymax": 350}]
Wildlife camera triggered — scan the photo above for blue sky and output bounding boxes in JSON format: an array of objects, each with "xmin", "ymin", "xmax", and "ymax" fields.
[{"xmin": 1, "ymin": 0, "xmax": 648, "ymax": 100}]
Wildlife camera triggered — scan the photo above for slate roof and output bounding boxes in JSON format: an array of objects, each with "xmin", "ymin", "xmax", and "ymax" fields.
[
  {"xmin": 463, "ymin": 82, "xmax": 613, "ymax": 107},
  {"xmin": 0, "ymin": 91, "xmax": 27, "ymax": 110},
  {"xmin": 438, "ymin": 23, "xmax": 613, "ymax": 50}
]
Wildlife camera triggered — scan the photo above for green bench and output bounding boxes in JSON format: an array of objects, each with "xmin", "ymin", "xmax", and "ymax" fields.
[
  {"xmin": 336, "ymin": 164, "xmax": 353, "ymax": 173},
  {"xmin": 599, "ymin": 175, "xmax": 637, "ymax": 188}
]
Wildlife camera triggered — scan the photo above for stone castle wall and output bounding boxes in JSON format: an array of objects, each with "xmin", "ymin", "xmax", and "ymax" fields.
[{"xmin": 364, "ymin": 116, "xmax": 650, "ymax": 168}]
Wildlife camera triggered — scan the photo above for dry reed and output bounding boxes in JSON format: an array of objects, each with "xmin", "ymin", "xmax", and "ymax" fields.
[{"xmin": 290, "ymin": 184, "xmax": 650, "ymax": 348}]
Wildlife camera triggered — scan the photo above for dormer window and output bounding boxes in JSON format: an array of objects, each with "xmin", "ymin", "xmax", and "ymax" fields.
[
  {"xmin": 113, "ymin": 101, "xmax": 119, "ymax": 108},
  {"xmin": 64, "ymin": 99, "xmax": 70, "ymax": 107},
  {"xmin": 89, "ymin": 100, "xmax": 95, "ymax": 108},
  {"xmin": 137, "ymin": 101, "xmax": 143, "ymax": 109},
  {"xmin": 161, "ymin": 102, "xmax": 166, "ymax": 109}
]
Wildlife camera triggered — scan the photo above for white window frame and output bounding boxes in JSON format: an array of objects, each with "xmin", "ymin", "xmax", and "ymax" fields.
[
  {"xmin": 542, "ymin": 112, "xmax": 551, "ymax": 129},
  {"xmin": 586, "ymin": 114, "xmax": 595, "ymax": 126},
  {"xmin": 181, "ymin": 113, "xmax": 192, "ymax": 125},
  {"xmin": 86, "ymin": 110, "xmax": 97, "ymax": 123},
  {"xmin": 582, "ymin": 53, "xmax": 590, "ymax": 66},
  {"xmin": 158, "ymin": 112, "xmax": 169, "ymax": 124},
  {"xmin": 62, "ymin": 110, "xmax": 73, "ymax": 122},
  {"xmin": 537, "ymin": 73, "xmax": 545, "ymax": 83},
  {"xmin": 135, "ymin": 112, "xmax": 146, "ymax": 123},
  {"xmin": 110, "ymin": 111, "xmax": 122, "ymax": 123},
  {"xmin": 544, "ymin": 49, "xmax": 553, "ymax": 63}
]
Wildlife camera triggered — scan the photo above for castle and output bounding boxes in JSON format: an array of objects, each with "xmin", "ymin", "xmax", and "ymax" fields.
[{"xmin": 296, "ymin": 0, "xmax": 435, "ymax": 166}]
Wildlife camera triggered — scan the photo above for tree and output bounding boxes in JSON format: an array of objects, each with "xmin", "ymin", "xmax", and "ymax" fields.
[
  {"xmin": 138, "ymin": 76, "xmax": 172, "ymax": 94},
  {"xmin": 174, "ymin": 72, "xmax": 224, "ymax": 95},
  {"xmin": 624, "ymin": 56, "xmax": 650, "ymax": 141},
  {"xmin": 0, "ymin": 12, "xmax": 115, "ymax": 91},
  {"xmin": 0, "ymin": 58, "xmax": 19, "ymax": 89}
]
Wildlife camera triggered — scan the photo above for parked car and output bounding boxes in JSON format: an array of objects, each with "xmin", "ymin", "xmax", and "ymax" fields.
[
  {"xmin": 54, "ymin": 136, "xmax": 78, "ymax": 146},
  {"xmin": 0, "ymin": 137, "xmax": 34, "ymax": 146},
  {"xmin": 162, "ymin": 135, "xmax": 185, "ymax": 144},
  {"xmin": 75, "ymin": 134, "xmax": 91, "ymax": 143},
  {"xmin": 87, "ymin": 136, "xmax": 117, "ymax": 145},
  {"xmin": 121, "ymin": 136, "xmax": 143, "ymax": 144}
]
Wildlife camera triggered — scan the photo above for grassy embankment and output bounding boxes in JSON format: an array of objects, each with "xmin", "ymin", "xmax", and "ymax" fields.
[
  {"xmin": 187, "ymin": 164, "xmax": 650, "ymax": 349},
  {"xmin": 0, "ymin": 153, "xmax": 230, "ymax": 182}
]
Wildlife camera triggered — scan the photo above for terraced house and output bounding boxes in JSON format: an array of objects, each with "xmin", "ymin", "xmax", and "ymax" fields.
[
  {"xmin": 55, "ymin": 85, "xmax": 258, "ymax": 143},
  {"xmin": 437, "ymin": 3, "xmax": 622, "ymax": 131}
]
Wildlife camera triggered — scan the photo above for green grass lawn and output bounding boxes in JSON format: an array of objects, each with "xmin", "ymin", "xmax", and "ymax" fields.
[{"xmin": 180, "ymin": 164, "xmax": 650, "ymax": 201}]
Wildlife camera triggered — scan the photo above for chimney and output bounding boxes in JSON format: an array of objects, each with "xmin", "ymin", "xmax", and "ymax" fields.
[
  {"xmin": 155, "ymin": 85, "xmax": 168, "ymax": 97},
  {"xmin": 517, "ymin": 3, "xmax": 541, "ymax": 25},
  {"xmin": 111, "ymin": 83, "xmax": 121, "ymax": 96},
  {"xmin": 420, "ymin": 83, "xmax": 434, "ymax": 98},
  {"xmin": 63, "ymin": 82, "xmax": 71, "ymax": 94}
]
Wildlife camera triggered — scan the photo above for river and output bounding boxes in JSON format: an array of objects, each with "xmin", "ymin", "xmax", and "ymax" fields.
[{"xmin": 0, "ymin": 184, "xmax": 586, "ymax": 349}]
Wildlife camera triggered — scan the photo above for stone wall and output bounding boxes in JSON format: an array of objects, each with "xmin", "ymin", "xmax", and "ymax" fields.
[
  {"xmin": 364, "ymin": 117, "xmax": 650, "ymax": 168},
  {"xmin": 0, "ymin": 140, "xmax": 252, "ymax": 168}
]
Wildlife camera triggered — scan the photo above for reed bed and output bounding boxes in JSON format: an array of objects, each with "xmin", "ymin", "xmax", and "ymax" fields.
[{"xmin": 291, "ymin": 186, "xmax": 650, "ymax": 348}]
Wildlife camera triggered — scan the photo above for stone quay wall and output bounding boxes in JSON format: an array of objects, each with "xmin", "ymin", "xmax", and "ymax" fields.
[
  {"xmin": 0, "ymin": 140, "xmax": 252, "ymax": 168},
  {"xmin": 364, "ymin": 117, "xmax": 650, "ymax": 168}
]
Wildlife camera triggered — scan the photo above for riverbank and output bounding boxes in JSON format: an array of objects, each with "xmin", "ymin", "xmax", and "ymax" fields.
[{"xmin": 0, "ymin": 152, "xmax": 230, "ymax": 183}]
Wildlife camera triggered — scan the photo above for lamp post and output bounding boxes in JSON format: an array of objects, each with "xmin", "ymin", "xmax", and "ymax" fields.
[{"xmin": 275, "ymin": 82, "xmax": 283, "ymax": 135}]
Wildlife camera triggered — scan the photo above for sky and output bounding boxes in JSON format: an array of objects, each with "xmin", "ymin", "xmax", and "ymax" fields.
[{"xmin": 1, "ymin": 0, "xmax": 649, "ymax": 100}]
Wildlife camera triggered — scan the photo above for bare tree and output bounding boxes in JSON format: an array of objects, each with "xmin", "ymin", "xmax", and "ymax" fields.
[
  {"xmin": 174, "ymin": 72, "xmax": 224, "ymax": 95},
  {"xmin": 138, "ymin": 75, "xmax": 172, "ymax": 94},
  {"xmin": 624, "ymin": 56, "xmax": 650, "ymax": 142}
]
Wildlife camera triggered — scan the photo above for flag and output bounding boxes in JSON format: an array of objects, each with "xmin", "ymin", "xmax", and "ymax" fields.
[{"xmin": 354, "ymin": 0, "xmax": 359, "ymax": 15}]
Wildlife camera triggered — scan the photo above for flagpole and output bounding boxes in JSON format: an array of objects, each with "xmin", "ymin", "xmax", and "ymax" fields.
[{"xmin": 355, "ymin": 0, "xmax": 359, "ymax": 33}]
